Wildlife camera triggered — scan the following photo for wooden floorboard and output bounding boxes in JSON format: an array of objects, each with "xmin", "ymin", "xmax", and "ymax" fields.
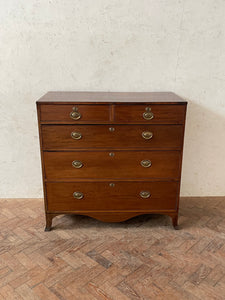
[{"xmin": 0, "ymin": 197, "xmax": 225, "ymax": 299}]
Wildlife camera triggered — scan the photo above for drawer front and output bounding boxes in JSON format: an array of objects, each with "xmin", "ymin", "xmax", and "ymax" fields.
[
  {"xmin": 46, "ymin": 181, "xmax": 178, "ymax": 211},
  {"xmin": 42, "ymin": 125, "xmax": 183, "ymax": 150},
  {"xmin": 40, "ymin": 104, "xmax": 110, "ymax": 123},
  {"xmin": 114, "ymin": 104, "xmax": 186, "ymax": 124},
  {"xmin": 44, "ymin": 151, "xmax": 180, "ymax": 180}
]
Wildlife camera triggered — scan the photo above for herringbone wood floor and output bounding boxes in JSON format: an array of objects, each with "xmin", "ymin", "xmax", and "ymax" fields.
[{"xmin": 0, "ymin": 197, "xmax": 225, "ymax": 299}]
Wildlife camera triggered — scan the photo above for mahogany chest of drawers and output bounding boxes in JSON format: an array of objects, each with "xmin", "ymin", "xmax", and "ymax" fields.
[{"xmin": 36, "ymin": 92, "xmax": 187, "ymax": 231}]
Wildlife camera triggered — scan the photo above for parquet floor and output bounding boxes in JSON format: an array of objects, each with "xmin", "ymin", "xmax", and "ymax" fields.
[{"xmin": 0, "ymin": 197, "xmax": 225, "ymax": 299}]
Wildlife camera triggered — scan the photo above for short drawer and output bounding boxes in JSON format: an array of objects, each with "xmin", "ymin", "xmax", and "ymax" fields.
[
  {"xmin": 44, "ymin": 151, "xmax": 181, "ymax": 180},
  {"xmin": 40, "ymin": 104, "xmax": 110, "ymax": 123},
  {"xmin": 114, "ymin": 104, "xmax": 186, "ymax": 124},
  {"xmin": 42, "ymin": 125, "xmax": 183, "ymax": 150},
  {"xmin": 46, "ymin": 181, "xmax": 178, "ymax": 211}
]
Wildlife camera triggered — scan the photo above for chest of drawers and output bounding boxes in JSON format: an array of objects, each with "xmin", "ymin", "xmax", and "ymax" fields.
[{"xmin": 36, "ymin": 92, "xmax": 187, "ymax": 231}]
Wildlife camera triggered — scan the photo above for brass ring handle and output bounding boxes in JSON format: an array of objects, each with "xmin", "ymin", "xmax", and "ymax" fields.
[
  {"xmin": 141, "ymin": 159, "xmax": 152, "ymax": 168},
  {"xmin": 70, "ymin": 106, "xmax": 81, "ymax": 120},
  {"xmin": 71, "ymin": 132, "xmax": 82, "ymax": 140},
  {"xmin": 142, "ymin": 131, "xmax": 153, "ymax": 140},
  {"xmin": 72, "ymin": 160, "xmax": 83, "ymax": 168},
  {"xmin": 140, "ymin": 191, "xmax": 151, "ymax": 199},
  {"xmin": 143, "ymin": 107, "xmax": 154, "ymax": 120},
  {"xmin": 73, "ymin": 191, "xmax": 84, "ymax": 200}
]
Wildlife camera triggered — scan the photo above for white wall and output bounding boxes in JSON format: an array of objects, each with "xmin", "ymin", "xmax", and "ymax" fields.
[{"xmin": 0, "ymin": 0, "xmax": 225, "ymax": 197}]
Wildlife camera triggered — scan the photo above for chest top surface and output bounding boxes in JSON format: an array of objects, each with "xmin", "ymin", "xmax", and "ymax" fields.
[{"xmin": 36, "ymin": 91, "xmax": 187, "ymax": 105}]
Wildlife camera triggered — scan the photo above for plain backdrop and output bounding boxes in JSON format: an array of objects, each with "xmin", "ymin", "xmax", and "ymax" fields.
[{"xmin": 0, "ymin": 0, "xmax": 225, "ymax": 197}]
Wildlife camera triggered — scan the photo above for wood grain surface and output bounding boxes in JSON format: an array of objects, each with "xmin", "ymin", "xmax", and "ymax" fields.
[
  {"xmin": 37, "ymin": 91, "xmax": 187, "ymax": 104},
  {"xmin": 42, "ymin": 124, "xmax": 184, "ymax": 150},
  {"xmin": 43, "ymin": 150, "xmax": 181, "ymax": 180},
  {"xmin": 46, "ymin": 181, "xmax": 178, "ymax": 211}
]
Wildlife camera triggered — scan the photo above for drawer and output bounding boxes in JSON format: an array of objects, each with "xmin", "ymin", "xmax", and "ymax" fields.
[
  {"xmin": 42, "ymin": 125, "xmax": 183, "ymax": 150},
  {"xmin": 40, "ymin": 104, "xmax": 110, "ymax": 123},
  {"xmin": 46, "ymin": 181, "xmax": 178, "ymax": 211},
  {"xmin": 44, "ymin": 151, "xmax": 180, "ymax": 180},
  {"xmin": 114, "ymin": 104, "xmax": 186, "ymax": 124}
]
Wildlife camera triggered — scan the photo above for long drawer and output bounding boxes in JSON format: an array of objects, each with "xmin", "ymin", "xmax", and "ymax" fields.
[
  {"xmin": 46, "ymin": 181, "xmax": 178, "ymax": 211},
  {"xmin": 44, "ymin": 151, "xmax": 181, "ymax": 180},
  {"xmin": 42, "ymin": 125, "xmax": 183, "ymax": 150}
]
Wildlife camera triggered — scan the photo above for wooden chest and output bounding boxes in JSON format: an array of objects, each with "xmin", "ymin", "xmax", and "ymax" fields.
[{"xmin": 36, "ymin": 92, "xmax": 187, "ymax": 231}]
